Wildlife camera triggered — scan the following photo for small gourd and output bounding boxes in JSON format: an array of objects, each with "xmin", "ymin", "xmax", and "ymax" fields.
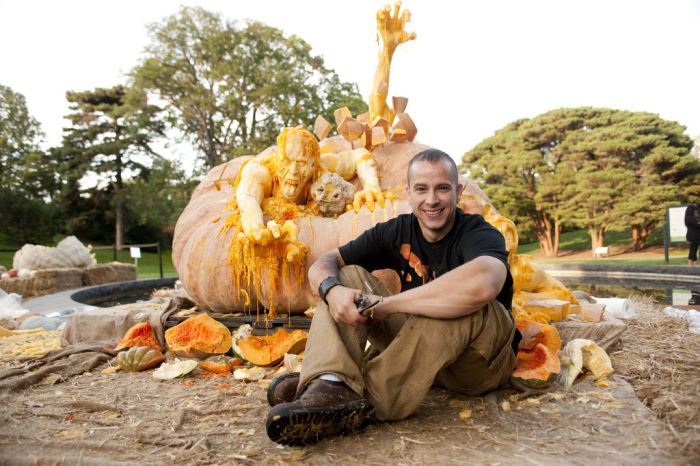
[{"xmin": 116, "ymin": 346, "xmax": 166, "ymax": 372}]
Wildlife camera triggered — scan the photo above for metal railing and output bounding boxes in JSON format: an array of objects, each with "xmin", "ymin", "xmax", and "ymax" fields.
[{"xmin": 3, "ymin": 242, "xmax": 164, "ymax": 279}]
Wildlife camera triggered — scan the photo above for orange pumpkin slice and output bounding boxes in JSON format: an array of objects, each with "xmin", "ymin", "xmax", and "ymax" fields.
[
  {"xmin": 115, "ymin": 322, "xmax": 162, "ymax": 351},
  {"xmin": 199, "ymin": 355, "xmax": 244, "ymax": 374},
  {"xmin": 238, "ymin": 328, "xmax": 307, "ymax": 366},
  {"xmin": 510, "ymin": 343, "xmax": 561, "ymax": 391},
  {"xmin": 515, "ymin": 319, "xmax": 561, "ymax": 354},
  {"xmin": 165, "ymin": 313, "xmax": 232, "ymax": 358}
]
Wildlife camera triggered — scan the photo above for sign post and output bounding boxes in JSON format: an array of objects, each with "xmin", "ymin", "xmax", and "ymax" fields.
[{"xmin": 130, "ymin": 247, "xmax": 142, "ymax": 268}]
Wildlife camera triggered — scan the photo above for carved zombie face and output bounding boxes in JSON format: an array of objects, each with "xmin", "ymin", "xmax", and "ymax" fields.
[{"xmin": 275, "ymin": 127, "xmax": 319, "ymax": 203}]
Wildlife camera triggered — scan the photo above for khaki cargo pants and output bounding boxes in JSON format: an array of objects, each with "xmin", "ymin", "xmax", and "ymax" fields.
[{"xmin": 299, "ymin": 265, "xmax": 517, "ymax": 421}]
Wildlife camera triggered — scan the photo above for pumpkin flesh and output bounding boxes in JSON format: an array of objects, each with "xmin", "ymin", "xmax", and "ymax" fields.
[
  {"xmin": 511, "ymin": 343, "xmax": 561, "ymax": 390},
  {"xmin": 165, "ymin": 313, "xmax": 231, "ymax": 358},
  {"xmin": 238, "ymin": 328, "xmax": 307, "ymax": 366},
  {"xmin": 199, "ymin": 355, "xmax": 244, "ymax": 374},
  {"xmin": 515, "ymin": 319, "xmax": 561, "ymax": 354},
  {"xmin": 115, "ymin": 322, "xmax": 162, "ymax": 351}
]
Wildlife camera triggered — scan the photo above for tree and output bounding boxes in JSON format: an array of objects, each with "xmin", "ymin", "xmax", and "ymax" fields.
[
  {"xmin": 123, "ymin": 158, "xmax": 198, "ymax": 246},
  {"xmin": 61, "ymin": 85, "xmax": 164, "ymax": 248},
  {"xmin": 462, "ymin": 111, "xmax": 590, "ymax": 257},
  {"xmin": 132, "ymin": 7, "xmax": 367, "ymax": 169},
  {"xmin": 0, "ymin": 85, "xmax": 64, "ymax": 245},
  {"xmin": 557, "ymin": 111, "xmax": 697, "ymax": 251},
  {"xmin": 0, "ymin": 84, "xmax": 43, "ymax": 190},
  {"xmin": 462, "ymin": 108, "xmax": 698, "ymax": 255}
]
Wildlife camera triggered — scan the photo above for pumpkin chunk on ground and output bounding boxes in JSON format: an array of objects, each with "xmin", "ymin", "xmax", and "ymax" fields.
[
  {"xmin": 510, "ymin": 343, "xmax": 561, "ymax": 391},
  {"xmin": 165, "ymin": 313, "xmax": 231, "ymax": 357},
  {"xmin": 115, "ymin": 322, "xmax": 162, "ymax": 351},
  {"xmin": 238, "ymin": 328, "xmax": 307, "ymax": 366},
  {"xmin": 117, "ymin": 346, "xmax": 165, "ymax": 372}
]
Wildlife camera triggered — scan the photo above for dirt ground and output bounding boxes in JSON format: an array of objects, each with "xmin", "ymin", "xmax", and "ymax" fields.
[{"xmin": 0, "ymin": 298, "xmax": 698, "ymax": 465}]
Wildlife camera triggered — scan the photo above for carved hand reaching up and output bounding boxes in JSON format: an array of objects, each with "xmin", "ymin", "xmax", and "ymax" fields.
[
  {"xmin": 370, "ymin": 1, "xmax": 416, "ymax": 122},
  {"xmin": 376, "ymin": 1, "xmax": 416, "ymax": 55}
]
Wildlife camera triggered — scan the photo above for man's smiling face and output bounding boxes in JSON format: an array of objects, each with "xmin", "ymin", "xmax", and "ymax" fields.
[{"xmin": 407, "ymin": 159, "xmax": 462, "ymax": 242}]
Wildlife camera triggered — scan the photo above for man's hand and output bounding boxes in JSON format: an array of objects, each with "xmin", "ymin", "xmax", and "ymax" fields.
[
  {"xmin": 352, "ymin": 189, "xmax": 386, "ymax": 213},
  {"xmin": 326, "ymin": 285, "xmax": 370, "ymax": 326}
]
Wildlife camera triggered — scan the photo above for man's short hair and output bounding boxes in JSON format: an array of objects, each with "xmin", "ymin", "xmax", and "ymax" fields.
[{"xmin": 407, "ymin": 149, "xmax": 459, "ymax": 186}]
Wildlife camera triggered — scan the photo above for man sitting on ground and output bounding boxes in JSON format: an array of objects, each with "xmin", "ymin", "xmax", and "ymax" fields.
[{"xmin": 265, "ymin": 149, "xmax": 519, "ymax": 445}]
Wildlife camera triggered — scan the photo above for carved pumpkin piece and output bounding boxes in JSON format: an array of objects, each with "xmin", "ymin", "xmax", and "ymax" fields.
[
  {"xmin": 115, "ymin": 322, "xmax": 162, "ymax": 351},
  {"xmin": 238, "ymin": 328, "xmax": 308, "ymax": 366},
  {"xmin": 515, "ymin": 319, "xmax": 561, "ymax": 355},
  {"xmin": 165, "ymin": 313, "xmax": 232, "ymax": 357},
  {"xmin": 510, "ymin": 343, "xmax": 561, "ymax": 390},
  {"xmin": 560, "ymin": 338, "xmax": 614, "ymax": 387}
]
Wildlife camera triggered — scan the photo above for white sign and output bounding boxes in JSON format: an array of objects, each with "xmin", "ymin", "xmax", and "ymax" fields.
[
  {"xmin": 129, "ymin": 247, "xmax": 142, "ymax": 259},
  {"xmin": 668, "ymin": 206, "xmax": 688, "ymax": 243}
]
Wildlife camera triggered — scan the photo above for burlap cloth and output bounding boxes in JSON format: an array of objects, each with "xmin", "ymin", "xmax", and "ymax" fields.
[
  {"xmin": 60, "ymin": 296, "xmax": 193, "ymax": 349},
  {"xmin": 0, "ymin": 298, "xmax": 193, "ymax": 391}
]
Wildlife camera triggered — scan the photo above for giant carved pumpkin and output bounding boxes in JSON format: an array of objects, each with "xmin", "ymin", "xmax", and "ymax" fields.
[{"xmin": 172, "ymin": 140, "xmax": 434, "ymax": 314}]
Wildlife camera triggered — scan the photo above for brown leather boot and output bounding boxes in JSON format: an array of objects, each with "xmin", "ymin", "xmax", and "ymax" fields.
[
  {"xmin": 266, "ymin": 372, "xmax": 300, "ymax": 406},
  {"xmin": 266, "ymin": 378, "xmax": 374, "ymax": 445}
]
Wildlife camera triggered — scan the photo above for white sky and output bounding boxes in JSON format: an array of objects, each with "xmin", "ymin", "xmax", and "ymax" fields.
[{"xmin": 1, "ymin": 0, "xmax": 699, "ymax": 171}]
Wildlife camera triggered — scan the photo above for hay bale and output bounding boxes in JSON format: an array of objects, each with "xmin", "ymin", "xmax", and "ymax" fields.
[
  {"xmin": 0, "ymin": 268, "xmax": 85, "ymax": 299},
  {"xmin": 82, "ymin": 263, "xmax": 137, "ymax": 286}
]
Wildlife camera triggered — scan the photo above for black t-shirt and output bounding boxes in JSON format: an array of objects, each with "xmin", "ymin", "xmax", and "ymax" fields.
[{"xmin": 338, "ymin": 209, "xmax": 513, "ymax": 311}]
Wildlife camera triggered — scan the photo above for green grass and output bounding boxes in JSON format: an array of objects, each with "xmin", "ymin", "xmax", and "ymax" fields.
[
  {"xmin": 93, "ymin": 249, "xmax": 177, "ymax": 279},
  {"xmin": 516, "ymin": 226, "xmax": 688, "ymax": 266},
  {"xmin": 518, "ymin": 227, "xmax": 664, "ymax": 255},
  {"xmin": 0, "ymin": 248, "xmax": 177, "ymax": 279}
]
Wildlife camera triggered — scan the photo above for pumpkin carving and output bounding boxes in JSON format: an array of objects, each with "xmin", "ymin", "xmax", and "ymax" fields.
[
  {"xmin": 515, "ymin": 319, "xmax": 561, "ymax": 355},
  {"xmin": 116, "ymin": 346, "xmax": 166, "ymax": 372},
  {"xmin": 165, "ymin": 313, "xmax": 232, "ymax": 358},
  {"xmin": 115, "ymin": 322, "xmax": 162, "ymax": 351},
  {"xmin": 237, "ymin": 328, "xmax": 308, "ymax": 366},
  {"xmin": 510, "ymin": 343, "xmax": 561, "ymax": 391},
  {"xmin": 559, "ymin": 338, "xmax": 613, "ymax": 387},
  {"xmin": 173, "ymin": 141, "xmax": 428, "ymax": 315}
]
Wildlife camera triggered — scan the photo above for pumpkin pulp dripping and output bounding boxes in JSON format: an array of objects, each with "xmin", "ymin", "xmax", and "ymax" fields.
[{"xmin": 222, "ymin": 182, "xmax": 312, "ymax": 320}]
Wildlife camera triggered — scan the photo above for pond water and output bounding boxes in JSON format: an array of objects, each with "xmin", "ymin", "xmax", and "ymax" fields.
[
  {"xmin": 71, "ymin": 278, "xmax": 178, "ymax": 308},
  {"xmin": 558, "ymin": 276, "xmax": 700, "ymax": 306}
]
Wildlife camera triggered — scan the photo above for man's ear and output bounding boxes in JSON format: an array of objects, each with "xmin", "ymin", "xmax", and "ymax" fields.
[
  {"xmin": 405, "ymin": 183, "xmax": 410, "ymax": 196},
  {"xmin": 456, "ymin": 183, "xmax": 465, "ymax": 198}
]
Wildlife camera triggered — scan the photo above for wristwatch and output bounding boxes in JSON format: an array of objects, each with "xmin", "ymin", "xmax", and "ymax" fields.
[{"xmin": 318, "ymin": 276, "xmax": 343, "ymax": 304}]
